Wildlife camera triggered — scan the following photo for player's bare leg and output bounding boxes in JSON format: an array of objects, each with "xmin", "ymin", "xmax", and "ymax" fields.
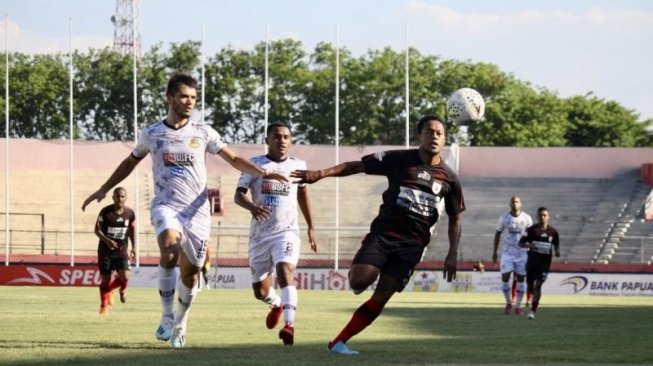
[
  {"xmin": 328, "ymin": 264, "xmax": 390, "ymax": 355},
  {"xmin": 155, "ymin": 229, "xmax": 180, "ymax": 342},
  {"xmin": 98, "ymin": 274, "xmax": 112, "ymax": 315},
  {"xmin": 501, "ymin": 272, "xmax": 513, "ymax": 314},
  {"xmin": 276, "ymin": 262, "xmax": 297, "ymax": 346},
  {"xmin": 171, "ymin": 251, "xmax": 201, "ymax": 348},
  {"xmin": 253, "ymin": 275, "xmax": 282, "ymax": 329}
]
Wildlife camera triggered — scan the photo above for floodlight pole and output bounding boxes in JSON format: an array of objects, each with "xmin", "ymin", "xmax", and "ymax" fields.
[
  {"xmin": 69, "ymin": 18, "xmax": 75, "ymax": 266},
  {"xmin": 4, "ymin": 14, "xmax": 9, "ymax": 266},
  {"xmin": 334, "ymin": 25, "xmax": 340, "ymax": 270}
]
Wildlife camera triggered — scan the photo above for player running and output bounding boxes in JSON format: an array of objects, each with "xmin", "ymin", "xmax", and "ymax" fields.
[
  {"xmin": 82, "ymin": 73, "xmax": 286, "ymax": 348},
  {"xmin": 291, "ymin": 115, "xmax": 464, "ymax": 355},
  {"xmin": 492, "ymin": 196, "xmax": 533, "ymax": 315},
  {"xmin": 235, "ymin": 121, "xmax": 317, "ymax": 346},
  {"xmin": 519, "ymin": 206, "xmax": 560, "ymax": 320}
]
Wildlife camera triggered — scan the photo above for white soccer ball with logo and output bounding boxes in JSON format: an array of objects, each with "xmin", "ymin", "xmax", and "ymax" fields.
[{"xmin": 446, "ymin": 88, "xmax": 485, "ymax": 125}]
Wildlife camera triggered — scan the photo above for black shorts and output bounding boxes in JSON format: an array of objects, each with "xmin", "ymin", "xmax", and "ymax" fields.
[
  {"xmin": 526, "ymin": 255, "xmax": 551, "ymax": 284},
  {"xmin": 352, "ymin": 233, "xmax": 426, "ymax": 292},
  {"xmin": 98, "ymin": 252, "xmax": 130, "ymax": 276}
]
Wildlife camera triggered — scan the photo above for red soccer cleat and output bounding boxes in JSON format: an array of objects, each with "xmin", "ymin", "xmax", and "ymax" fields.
[
  {"xmin": 504, "ymin": 303, "xmax": 513, "ymax": 315},
  {"xmin": 279, "ymin": 325, "xmax": 294, "ymax": 346},
  {"xmin": 266, "ymin": 306, "xmax": 282, "ymax": 329},
  {"xmin": 515, "ymin": 307, "xmax": 522, "ymax": 316}
]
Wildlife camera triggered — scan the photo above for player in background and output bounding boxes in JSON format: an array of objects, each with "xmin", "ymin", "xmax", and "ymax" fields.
[
  {"xmin": 82, "ymin": 73, "xmax": 287, "ymax": 348},
  {"xmin": 492, "ymin": 196, "xmax": 533, "ymax": 315},
  {"xmin": 235, "ymin": 121, "xmax": 317, "ymax": 346},
  {"xmin": 291, "ymin": 115, "xmax": 464, "ymax": 355},
  {"xmin": 94, "ymin": 187, "xmax": 136, "ymax": 315},
  {"xmin": 519, "ymin": 206, "xmax": 560, "ymax": 320}
]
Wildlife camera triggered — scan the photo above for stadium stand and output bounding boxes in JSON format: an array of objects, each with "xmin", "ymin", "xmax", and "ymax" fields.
[{"xmin": 1, "ymin": 140, "xmax": 651, "ymax": 265}]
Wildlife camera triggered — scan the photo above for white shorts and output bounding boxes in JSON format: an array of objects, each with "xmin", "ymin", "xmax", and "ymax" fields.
[
  {"xmin": 151, "ymin": 204, "xmax": 210, "ymax": 267},
  {"xmin": 500, "ymin": 253, "xmax": 527, "ymax": 276},
  {"xmin": 249, "ymin": 232, "xmax": 300, "ymax": 283}
]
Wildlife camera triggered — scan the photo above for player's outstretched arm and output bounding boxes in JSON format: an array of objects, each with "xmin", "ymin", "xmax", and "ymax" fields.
[
  {"xmin": 81, "ymin": 155, "xmax": 140, "ymax": 211},
  {"xmin": 219, "ymin": 146, "xmax": 287, "ymax": 182},
  {"xmin": 297, "ymin": 186, "xmax": 317, "ymax": 253},
  {"xmin": 291, "ymin": 161, "xmax": 365, "ymax": 184},
  {"xmin": 443, "ymin": 212, "xmax": 462, "ymax": 282}
]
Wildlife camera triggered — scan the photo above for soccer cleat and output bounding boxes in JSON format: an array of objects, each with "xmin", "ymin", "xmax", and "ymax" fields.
[
  {"xmin": 504, "ymin": 303, "xmax": 513, "ymax": 315},
  {"xmin": 99, "ymin": 306, "xmax": 109, "ymax": 315},
  {"xmin": 527, "ymin": 311, "xmax": 535, "ymax": 320},
  {"xmin": 266, "ymin": 306, "xmax": 283, "ymax": 329},
  {"xmin": 119, "ymin": 291, "xmax": 126, "ymax": 304},
  {"xmin": 155, "ymin": 316, "xmax": 174, "ymax": 341},
  {"xmin": 328, "ymin": 341, "xmax": 359, "ymax": 355},
  {"xmin": 107, "ymin": 291, "xmax": 115, "ymax": 306},
  {"xmin": 170, "ymin": 326, "xmax": 186, "ymax": 348},
  {"xmin": 515, "ymin": 307, "xmax": 522, "ymax": 316},
  {"xmin": 279, "ymin": 325, "xmax": 294, "ymax": 346}
]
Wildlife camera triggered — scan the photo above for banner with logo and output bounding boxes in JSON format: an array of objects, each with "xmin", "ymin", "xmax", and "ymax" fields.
[{"xmin": 2, "ymin": 265, "xmax": 652, "ymax": 296}]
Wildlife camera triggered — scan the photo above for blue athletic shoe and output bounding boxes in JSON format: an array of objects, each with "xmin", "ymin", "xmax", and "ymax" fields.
[{"xmin": 328, "ymin": 341, "xmax": 359, "ymax": 355}]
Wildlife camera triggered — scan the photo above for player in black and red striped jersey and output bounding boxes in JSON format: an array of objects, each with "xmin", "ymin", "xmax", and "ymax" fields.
[
  {"xmin": 519, "ymin": 206, "xmax": 560, "ymax": 320},
  {"xmin": 292, "ymin": 115, "xmax": 465, "ymax": 355},
  {"xmin": 95, "ymin": 187, "xmax": 136, "ymax": 315}
]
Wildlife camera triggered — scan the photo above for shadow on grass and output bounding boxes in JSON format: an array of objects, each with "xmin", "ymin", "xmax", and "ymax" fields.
[{"xmin": 3, "ymin": 306, "xmax": 653, "ymax": 366}]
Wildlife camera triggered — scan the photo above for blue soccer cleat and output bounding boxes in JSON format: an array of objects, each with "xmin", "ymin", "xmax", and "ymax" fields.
[{"xmin": 328, "ymin": 341, "xmax": 359, "ymax": 355}]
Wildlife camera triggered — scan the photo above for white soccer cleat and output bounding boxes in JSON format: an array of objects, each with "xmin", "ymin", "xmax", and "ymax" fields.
[
  {"xmin": 328, "ymin": 341, "xmax": 359, "ymax": 355},
  {"xmin": 170, "ymin": 325, "xmax": 186, "ymax": 348},
  {"xmin": 527, "ymin": 311, "xmax": 535, "ymax": 320},
  {"xmin": 155, "ymin": 316, "xmax": 174, "ymax": 341}
]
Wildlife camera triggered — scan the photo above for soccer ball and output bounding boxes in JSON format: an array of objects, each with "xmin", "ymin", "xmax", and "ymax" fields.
[{"xmin": 446, "ymin": 88, "xmax": 485, "ymax": 125}]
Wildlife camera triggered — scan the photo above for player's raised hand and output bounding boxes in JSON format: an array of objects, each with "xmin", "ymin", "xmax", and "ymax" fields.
[
  {"xmin": 307, "ymin": 226, "xmax": 317, "ymax": 253},
  {"xmin": 290, "ymin": 169, "xmax": 323, "ymax": 184},
  {"xmin": 443, "ymin": 252, "xmax": 458, "ymax": 282},
  {"xmin": 81, "ymin": 189, "xmax": 107, "ymax": 211}
]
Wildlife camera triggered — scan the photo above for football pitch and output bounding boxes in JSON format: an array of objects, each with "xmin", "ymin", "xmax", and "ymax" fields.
[{"xmin": 1, "ymin": 287, "xmax": 652, "ymax": 366}]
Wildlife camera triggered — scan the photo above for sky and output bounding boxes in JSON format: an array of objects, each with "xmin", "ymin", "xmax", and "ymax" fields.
[{"xmin": 2, "ymin": 0, "xmax": 653, "ymax": 120}]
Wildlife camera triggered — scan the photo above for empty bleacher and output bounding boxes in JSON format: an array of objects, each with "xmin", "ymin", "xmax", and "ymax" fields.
[{"xmin": 426, "ymin": 170, "xmax": 652, "ymax": 264}]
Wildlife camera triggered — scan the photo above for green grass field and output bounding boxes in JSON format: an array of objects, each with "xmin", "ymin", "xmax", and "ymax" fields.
[{"xmin": 1, "ymin": 287, "xmax": 652, "ymax": 366}]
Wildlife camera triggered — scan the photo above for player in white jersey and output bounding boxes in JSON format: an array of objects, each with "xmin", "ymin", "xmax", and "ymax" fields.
[
  {"xmin": 235, "ymin": 121, "xmax": 317, "ymax": 346},
  {"xmin": 82, "ymin": 73, "xmax": 287, "ymax": 348},
  {"xmin": 492, "ymin": 196, "xmax": 533, "ymax": 315}
]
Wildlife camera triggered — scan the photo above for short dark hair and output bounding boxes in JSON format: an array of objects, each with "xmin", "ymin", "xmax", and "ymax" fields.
[
  {"xmin": 113, "ymin": 187, "xmax": 126, "ymax": 195},
  {"xmin": 537, "ymin": 206, "xmax": 549, "ymax": 214},
  {"xmin": 166, "ymin": 73, "xmax": 198, "ymax": 97},
  {"xmin": 266, "ymin": 121, "xmax": 291, "ymax": 136},
  {"xmin": 417, "ymin": 115, "xmax": 445, "ymax": 135}
]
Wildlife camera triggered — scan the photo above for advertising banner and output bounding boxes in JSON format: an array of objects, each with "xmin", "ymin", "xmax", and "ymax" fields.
[{"xmin": 2, "ymin": 265, "xmax": 652, "ymax": 296}]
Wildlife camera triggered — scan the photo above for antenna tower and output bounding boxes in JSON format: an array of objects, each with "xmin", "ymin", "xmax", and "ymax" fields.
[{"xmin": 110, "ymin": 0, "xmax": 141, "ymax": 56}]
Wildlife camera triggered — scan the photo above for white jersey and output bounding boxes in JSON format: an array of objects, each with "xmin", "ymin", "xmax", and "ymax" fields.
[
  {"xmin": 132, "ymin": 119, "xmax": 226, "ymax": 219},
  {"xmin": 237, "ymin": 155, "xmax": 306, "ymax": 242},
  {"xmin": 496, "ymin": 211, "xmax": 533, "ymax": 257}
]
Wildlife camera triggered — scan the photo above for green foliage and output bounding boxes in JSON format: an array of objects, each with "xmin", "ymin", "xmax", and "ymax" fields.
[{"xmin": 2, "ymin": 40, "xmax": 652, "ymax": 146}]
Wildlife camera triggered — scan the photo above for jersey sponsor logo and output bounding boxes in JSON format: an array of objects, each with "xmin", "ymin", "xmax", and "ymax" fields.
[
  {"xmin": 107, "ymin": 226, "xmax": 128, "ymax": 240},
  {"xmin": 396, "ymin": 186, "xmax": 439, "ymax": 217},
  {"xmin": 156, "ymin": 139, "xmax": 184, "ymax": 148},
  {"xmin": 262, "ymin": 181, "xmax": 291, "ymax": 196},
  {"xmin": 263, "ymin": 195, "xmax": 282, "ymax": 207},
  {"xmin": 417, "ymin": 171, "xmax": 431, "ymax": 181},
  {"xmin": 168, "ymin": 166, "xmax": 188, "ymax": 177},
  {"xmin": 189, "ymin": 137, "xmax": 201, "ymax": 148},
  {"xmin": 163, "ymin": 152, "xmax": 195, "ymax": 166},
  {"xmin": 560, "ymin": 275, "xmax": 588, "ymax": 293}
]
